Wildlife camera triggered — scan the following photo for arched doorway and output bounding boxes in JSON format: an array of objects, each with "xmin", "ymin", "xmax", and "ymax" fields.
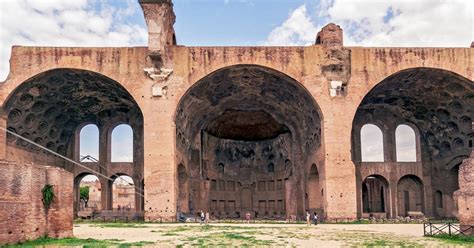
[
  {"xmin": 397, "ymin": 175, "xmax": 424, "ymax": 217},
  {"xmin": 177, "ymin": 164, "xmax": 189, "ymax": 213},
  {"xmin": 175, "ymin": 65, "xmax": 324, "ymax": 219},
  {"xmin": 74, "ymin": 173, "xmax": 102, "ymax": 216},
  {"xmin": 306, "ymin": 164, "xmax": 322, "ymax": 215},
  {"xmin": 362, "ymin": 175, "xmax": 390, "ymax": 218},
  {"xmin": 112, "ymin": 175, "xmax": 136, "ymax": 211}
]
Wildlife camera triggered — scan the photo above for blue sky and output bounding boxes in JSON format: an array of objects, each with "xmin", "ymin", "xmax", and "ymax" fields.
[{"xmin": 172, "ymin": 0, "xmax": 314, "ymax": 46}]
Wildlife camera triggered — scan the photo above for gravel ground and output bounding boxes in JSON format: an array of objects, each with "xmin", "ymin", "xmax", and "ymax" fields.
[{"xmin": 73, "ymin": 222, "xmax": 448, "ymax": 247}]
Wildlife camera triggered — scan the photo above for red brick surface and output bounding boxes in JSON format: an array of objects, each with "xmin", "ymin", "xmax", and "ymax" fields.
[{"xmin": 0, "ymin": 160, "xmax": 73, "ymax": 244}]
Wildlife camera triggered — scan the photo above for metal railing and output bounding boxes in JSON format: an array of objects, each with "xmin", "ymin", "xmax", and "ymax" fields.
[{"xmin": 424, "ymin": 223, "xmax": 473, "ymax": 236}]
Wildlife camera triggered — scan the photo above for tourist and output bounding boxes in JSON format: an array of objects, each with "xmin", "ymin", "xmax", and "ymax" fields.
[
  {"xmin": 306, "ymin": 211, "xmax": 311, "ymax": 226},
  {"xmin": 200, "ymin": 210, "xmax": 205, "ymax": 225},
  {"xmin": 205, "ymin": 211, "xmax": 210, "ymax": 225},
  {"xmin": 245, "ymin": 212, "xmax": 251, "ymax": 224},
  {"xmin": 313, "ymin": 213, "xmax": 318, "ymax": 225}
]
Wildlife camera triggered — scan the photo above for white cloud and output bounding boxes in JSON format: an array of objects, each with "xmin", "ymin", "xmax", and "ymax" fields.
[
  {"xmin": 265, "ymin": 0, "xmax": 473, "ymax": 47},
  {"xmin": 0, "ymin": 0, "xmax": 147, "ymax": 81},
  {"xmin": 265, "ymin": 5, "xmax": 319, "ymax": 46}
]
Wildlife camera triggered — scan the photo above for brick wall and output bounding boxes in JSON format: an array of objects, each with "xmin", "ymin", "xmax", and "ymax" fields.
[
  {"xmin": 454, "ymin": 151, "xmax": 474, "ymax": 233},
  {"xmin": 0, "ymin": 160, "xmax": 73, "ymax": 244}
]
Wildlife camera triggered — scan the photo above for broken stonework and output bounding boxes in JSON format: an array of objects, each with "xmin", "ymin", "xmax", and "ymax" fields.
[
  {"xmin": 315, "ymin": 23, "xmax": 351, "ymax": 96},
  {"xmin": 454, "ymin": 150, "xmax": 474, "ymax": 235}
]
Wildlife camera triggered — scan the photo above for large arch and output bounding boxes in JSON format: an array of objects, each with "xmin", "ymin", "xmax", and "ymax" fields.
[
  {"xmin": 175, "ymin": 64, "xmax": 324, "ymax": 219},
  {"xmin": 352, "ymin": 67, "xmax": 473, "ymax": 218},
  {"xmin": 2, "ymin": 68, "xmax": 145, "ymax": 217}
]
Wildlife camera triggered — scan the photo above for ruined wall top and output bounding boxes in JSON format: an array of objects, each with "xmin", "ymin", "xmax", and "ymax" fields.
[
  {"xmin": 461, "ymin": 152, "xmax": 474, "ymax": 187},
  {"xmin": 139, "ymin": 0, "xmax": 176, "ymax": 54},
  {"xmin": 315, "ymin": 23, "xmax": 343, "ymax": 49}
]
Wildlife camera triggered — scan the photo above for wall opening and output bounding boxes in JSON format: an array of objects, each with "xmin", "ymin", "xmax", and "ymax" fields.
[
  {"xmin": 80, "ymin": 124, "xmax": 99, "ymax": 162},
  {"xmin": 360, "ymin": 124, "xmax": 384, "ymax": 162},
  {"xmin": 395, "ymin": 124, "xmax": 417, "ymax": 162},
  {"xmin": 111, "ymin": 124, "xmax": 133, "ymax": 162},
  {"xmin": 362, "ymin": 175, "xmax": 389, "ymax": 217},
  {"xmin": 435, "ymin": 190, "xmax": 443, "ymax": 208},
  {"xmin": 397, "ymin": 175, "xmax": 424, "ymax": 217},
  {"xmin": 77, "ymin": 175, "xmax": 101, "ymax": 211},
  {"xmin": 177, "ymin": 164, "xmax": 189, "ymax": 213},
  {"xmin": 112, "ymin": 175, "xmax": 135, "ymax": 211},
  {"xmin": 306, "ymin": 163, "xmax": 322, "ymax": 215}
]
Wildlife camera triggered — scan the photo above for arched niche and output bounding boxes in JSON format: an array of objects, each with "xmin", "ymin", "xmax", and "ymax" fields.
[{"xmin": 174, "ymin": 65, "xmax": 324, "ymax": 219}]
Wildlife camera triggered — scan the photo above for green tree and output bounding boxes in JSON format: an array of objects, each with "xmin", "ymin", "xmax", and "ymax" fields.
[{"xmin": 80, "ymin": 186, "xmax": 90, "ymax": 208}]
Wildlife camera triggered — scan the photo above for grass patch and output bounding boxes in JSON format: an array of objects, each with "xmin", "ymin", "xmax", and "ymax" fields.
[
  {"xmin": 182, "ymin": 232, "xmax": 275, "ymax": 246},
  {"xmin": 362, "ymin": 239, "xmax": 416, "ymax": 247},
  {"xmin": 333, "ymin": 231, "xmax": 422, "ymax": 247},
  {"xmin": 117, "ymin": 241, "xmax": 154, "ymax": 247},
  {"xmin": 430, "ymin": 234, "xmax": 474, "ymax": 244},
  {"xmin": 160, "ymin": 226, "xmax": 193, "ymax": 236},
  {"xmin": 4, "ymin": 236, "xmax": 154, "ymax": 248}
]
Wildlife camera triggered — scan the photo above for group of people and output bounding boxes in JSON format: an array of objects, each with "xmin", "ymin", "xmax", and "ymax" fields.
[
  {"xmin": 199, "ymin": 210, "xmax": 210, "ymax": 225},
  {"xmin": 197, "ymin": 210, "xmax": 318, "ymax": 225},
  {"xmin": 306, "ymin": 211, "xmax": 319, "ymax": 226}
]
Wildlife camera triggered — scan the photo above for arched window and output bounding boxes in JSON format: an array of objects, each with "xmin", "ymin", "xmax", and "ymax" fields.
[
  {"xmin": 80, "ymin": 124, "xmax": 99, "ymax": 162},
  {"xmin": 111, "ymin": 124, "xmax": 133, "ymax": 162},
  {"xmin": 395, "ymin": 124, "xmax": 417, "ymax": 162},
  {"xmin": 268, "ymin": 163, "xmax": 275, "ymax": 173},
  {"xmin": 361, "ymin": 124, "xmax": 384, "ymax": 162}
]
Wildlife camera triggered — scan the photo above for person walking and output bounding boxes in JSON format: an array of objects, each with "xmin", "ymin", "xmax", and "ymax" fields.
[
  {"xmin": 313, "ymin": 212, "xmax": 318, "ymax": 225},
  {"xmin": 200, "ymin": 210, "xmax": 205, "ymax": 225},
  {"xmin": 205, "ymin": 211, "xmax": 210, "ymax": 225},
  {"xmin": 245, "ymin": 212, "xmax": 251, "ymax": 224},
  {"xmin": 306, "ymin": 211, "xmax": 311, "ymax": 226}
]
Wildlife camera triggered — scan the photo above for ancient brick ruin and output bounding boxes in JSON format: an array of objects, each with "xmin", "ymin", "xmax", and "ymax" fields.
[
  {"xmin": 0, "ymin": 0, "xmax": 473, "ymax": 243},
  {"xmin": 0, "ymin": 160, "xmax": 73, "ymax": 243},
  {"xmin": 454, "ymin": 148, "xmax": 474, "ymax": 234}
]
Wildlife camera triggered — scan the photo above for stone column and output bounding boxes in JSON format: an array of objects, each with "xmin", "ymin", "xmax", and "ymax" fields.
[{"xmin": 453, "ymin": 150, "xmax": 474, "ymax": 235}]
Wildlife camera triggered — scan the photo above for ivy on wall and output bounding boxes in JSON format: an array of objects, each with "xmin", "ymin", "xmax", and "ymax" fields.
[{"xmin": 42, "ymin": 184, "xmax": 55, "ymax": 209}]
